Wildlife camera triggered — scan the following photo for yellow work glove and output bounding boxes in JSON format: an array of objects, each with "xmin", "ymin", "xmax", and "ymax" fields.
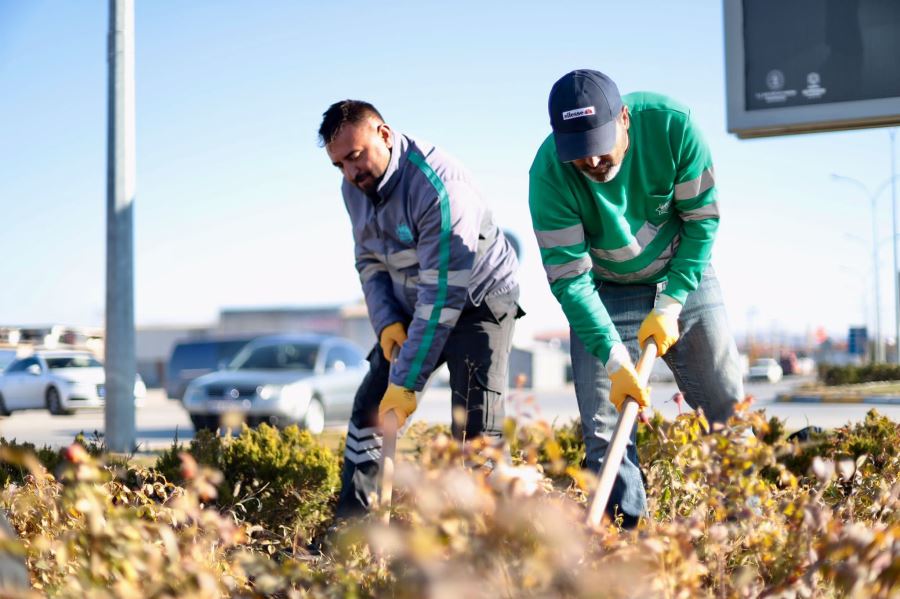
[
  {"xmin": 637, "ymin": 294, "xmax": 682, "ymax": 356},
  {"xmin": 606, "ymin": 344, "xmax": 651, "ymax": 412},
  {"xmin": 380, "ymin": 322, "xmax": 407, "ymax": 362},
  {"xmin": 379, "ymin": 383, "xmax": 417, "ymax": 428}
]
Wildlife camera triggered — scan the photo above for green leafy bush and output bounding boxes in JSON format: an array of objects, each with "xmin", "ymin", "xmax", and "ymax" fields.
[
  {"xmin": 819, "ymin": 362, "xmax": 900, "ymax": 385},
  {"xmin": 542, "ymin": 418, "xmax": 585, "ymax": 471},
  {"xmin": 0, "ymin": 439, "xmax": 61, "ymax": 487},
  {"xmin": 775, "ymin": 409, "xmax": 899, "ymax": 478},
  {"xmin": 0, "ymin": 432, "xmax": 106, "ymax": 487},
  {"xmin": 156, "ymin": 424, "xmax": 340, "ymax": 545},
  {"xmin": 154, "ymin": 428, "xmax": 225, "ymax": 481}
]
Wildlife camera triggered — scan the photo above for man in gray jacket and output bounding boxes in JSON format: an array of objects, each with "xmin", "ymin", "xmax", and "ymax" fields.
[{"xmin": 319, "ymin": 100, "xmax": 522, "ymax": 517}]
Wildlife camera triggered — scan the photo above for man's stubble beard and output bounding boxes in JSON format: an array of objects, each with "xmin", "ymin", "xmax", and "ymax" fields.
[{"xmin": 579, "ymin": 161, "xmax": 623, "ymax": 183}]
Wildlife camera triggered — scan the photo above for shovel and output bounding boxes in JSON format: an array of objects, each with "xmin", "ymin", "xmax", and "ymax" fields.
[{"xmin": 585, "ymin": 339, "xmax": 658, "ymax": 529}]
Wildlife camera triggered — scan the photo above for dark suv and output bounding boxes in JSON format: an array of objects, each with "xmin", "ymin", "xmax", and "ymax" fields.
[{"xmin": 165, "ymin": 337, "xmax": 258, "ymax": 400}]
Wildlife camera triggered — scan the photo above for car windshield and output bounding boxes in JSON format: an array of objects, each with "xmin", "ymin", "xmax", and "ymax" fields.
[
  {"xmin": 46, "ymin": 355, "xmax": 103, "ymax": 369},
  {"xmin": 229, "ymin": 343, "xmax": 318, "ymax": 371},
  {"xmin": 0, "ymin": 353, "xmax": 16, "ymax": 371}
]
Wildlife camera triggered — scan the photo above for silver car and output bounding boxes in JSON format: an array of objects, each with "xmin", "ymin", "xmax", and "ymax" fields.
[
  {"xmin": 181, "ymin": 334, "xmax": 368, "ymax": 434},
  {"xmin": 0, "ymin": 350, "xmax": 147, "ymax": 415},
  {"xmin": 748, "ymin": 358, "xmax": 784, "ymax": 383}
]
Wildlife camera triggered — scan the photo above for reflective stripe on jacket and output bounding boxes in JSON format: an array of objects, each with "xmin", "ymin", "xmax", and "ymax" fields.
[{"xmin": 343, "ymin": 132, "xmax": 519, "ymax": 390}]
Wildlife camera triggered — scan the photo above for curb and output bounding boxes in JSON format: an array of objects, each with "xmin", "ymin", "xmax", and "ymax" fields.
[{"xmin": 775, "ymin": 394, "xmax": 900, "ymax": 405}]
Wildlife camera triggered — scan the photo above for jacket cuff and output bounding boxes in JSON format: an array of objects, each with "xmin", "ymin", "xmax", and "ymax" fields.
[
  {"xmin": 604, "ymin": 343, "xmax": 632, "ymax": 374},
  {"xmin": 659, "ymin": 284, "xmax": 689, "ymax": 305},
  {"xmin": 654, "ymin": 293, "xmax": 683, "ymax": 317}
]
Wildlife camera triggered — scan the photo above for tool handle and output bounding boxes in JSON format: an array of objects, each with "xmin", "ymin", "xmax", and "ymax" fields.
[
  {"xmin": 378, "ymin": 347, "xmax": 402, "ymax": 525},
  {"xmin": 585, "ymin": 340, "xmax": 658, "ymax": 528},
  {"xmin": 634, "ymin": 340, "xmax": 658, "ymax": 384},
  {"xmin": 378, "ymin": 410, "xmax": 399, "ymax": 523}
]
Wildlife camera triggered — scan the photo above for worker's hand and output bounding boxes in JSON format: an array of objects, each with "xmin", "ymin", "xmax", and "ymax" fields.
[
  {"xmin": 379, "ymin": 383, "xmax": 417, "ymax": 428},
  {"xmin": 379, "ymin": 322, "xmax": 407, "ymax": 362},
  {"xmin": 637, "ymin": 294, "xmax": 682, "ymax": 356},
  {"xmin": 606, "ymin": 344, "xmax": 650, "ymax": 412}
]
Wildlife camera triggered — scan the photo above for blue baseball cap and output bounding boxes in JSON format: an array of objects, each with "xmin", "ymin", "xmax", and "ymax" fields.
[{"xmin": 548, "ymin": 70, "xmax": 623, "ymax": 162}]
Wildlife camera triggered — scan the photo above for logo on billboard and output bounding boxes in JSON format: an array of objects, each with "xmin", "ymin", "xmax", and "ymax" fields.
[
  {"xmin": 802, "ymin": 72, "xmax": 827, "ymax": 100},
  {"xmin": 756, "ymin": 68, "xmax": 796, "ymax": 104},
  {"xmin": 766, "ymin": 70, "xmax": 785, "ymax": 91}
]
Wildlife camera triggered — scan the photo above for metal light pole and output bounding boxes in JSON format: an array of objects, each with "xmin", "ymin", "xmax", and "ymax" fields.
[
  {"xmin": 832, "ymin": 174, "xmax": 884, "ymax": 362},
  {"xmin": 891, "ymin": 129, "xmax": 899, "ymax": 364},
  {"xmin": 105, "ymin": 0, "xmax": 136, "ymax": 453}
]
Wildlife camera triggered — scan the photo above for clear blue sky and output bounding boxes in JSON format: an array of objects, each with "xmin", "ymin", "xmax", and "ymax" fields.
[{"xmin": 1, "ymin": 0, "xmax": 898, "ymax": 345}]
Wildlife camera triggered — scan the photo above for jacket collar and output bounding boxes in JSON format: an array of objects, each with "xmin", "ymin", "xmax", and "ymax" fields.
[{"xmin": 374, "ymin": 130, "xmax": 407, "ymax": 201}]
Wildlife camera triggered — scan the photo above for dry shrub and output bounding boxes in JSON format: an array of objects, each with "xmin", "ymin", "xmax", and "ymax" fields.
[
  {"xmin": 0, "ymin": 446, "xmax": 251, "ymax": 598},
  {"xmin": 0, "ymin": 404, "xmax": 898, "ymax": 597}
]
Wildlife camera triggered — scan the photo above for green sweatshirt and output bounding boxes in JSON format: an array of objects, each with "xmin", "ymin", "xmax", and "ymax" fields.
[{"xmin": 528, "ymin": 92, "xmax": 719, "ymax": 363}]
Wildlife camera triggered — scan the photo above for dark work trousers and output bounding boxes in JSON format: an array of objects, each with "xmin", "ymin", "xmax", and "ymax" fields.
[{"xmin": 335, "ymin": 290, "xmax": 521, "ymax": 518}]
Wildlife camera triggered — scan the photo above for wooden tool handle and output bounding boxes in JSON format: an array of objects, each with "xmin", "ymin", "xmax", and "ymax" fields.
[
  {"xmin": 585, "ymin": 340, "xmax": 658, "ymax": 528},
  {"xmin": 378, "ymin": 347, "xmax": 402, "ymax": 525}
]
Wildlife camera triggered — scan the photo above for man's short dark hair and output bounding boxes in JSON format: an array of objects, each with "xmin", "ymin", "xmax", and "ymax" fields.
[{"xmin": 318, "ymin": 100, "xmax": 384, "ymax": 146}]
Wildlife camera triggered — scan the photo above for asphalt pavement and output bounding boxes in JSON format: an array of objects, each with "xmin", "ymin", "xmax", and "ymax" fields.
[
  {"xmin": 1, "ymin": 376, "xmax": 899, "ymax": 451},
  {"xmin": 412, "ymin": 375, "xmax": 900, "ymax": 432}
]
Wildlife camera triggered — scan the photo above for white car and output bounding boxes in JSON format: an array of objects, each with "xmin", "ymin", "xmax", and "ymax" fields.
[
  {"xmin": 0, "ymin": 351, "xmax": 146, "ymax": 415},
  {"xmin": 0, "ymin": 349, "xmax": 18, "ymax": 372},
  {"xmin": 748, "ymin": 358, "xmax": 784, "ymax": 383}
]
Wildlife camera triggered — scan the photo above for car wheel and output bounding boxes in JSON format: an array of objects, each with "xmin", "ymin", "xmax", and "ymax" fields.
[
  {"xmin": 0, "ymin": 392, "xmax": 9, "ymax": 417},
  {"xmin": 46, "ymin": 387, "xmax": 72, "ymax": 416},
  {"xmin": 190, "ymin": 414, "xmax": 219, "ymax": 432},
  {"xmin": 302, "ymin": 397, "xmax": 325, "ymax": 435}
]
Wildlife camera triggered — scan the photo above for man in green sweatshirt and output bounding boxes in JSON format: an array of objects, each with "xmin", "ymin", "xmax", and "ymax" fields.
[{"xmin": 528, "ymin": 69, "xmax": 744, "ymax": 527}]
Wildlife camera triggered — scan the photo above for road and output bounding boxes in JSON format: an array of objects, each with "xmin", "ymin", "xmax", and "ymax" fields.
[
  {"xmin": 1, "ymin": 376, "xmax": 898, "ymax": 451},
  {"xmin": 414, "ymin": 375, "xmax": 900, "ymax": 433}
]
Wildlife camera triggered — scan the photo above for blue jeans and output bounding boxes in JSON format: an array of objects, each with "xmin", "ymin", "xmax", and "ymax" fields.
[{"xmin": 570, "ymin": 268, "xmax": 744, "ymax": 526}]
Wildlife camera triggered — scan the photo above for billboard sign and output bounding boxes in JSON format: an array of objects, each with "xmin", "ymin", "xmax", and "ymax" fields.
[{"xmin": 724, "ymin": 0, "xmax": 900, "ymax": 138}]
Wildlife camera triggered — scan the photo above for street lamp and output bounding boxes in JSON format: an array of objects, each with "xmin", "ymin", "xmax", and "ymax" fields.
[
  {"xmin": 832, "ymin": 173, "xmax": 886, "ymax": 361},
  {"xmin": 844, "ymin": 232, "xmax": 900, "ymax": 361},
  {"xmin": 891, "ymin": 129, "xmax": 899, "ymax": 365},
  {"xmin": 838, "ymin": 264, "xmax": 869, "ymax": 333}
]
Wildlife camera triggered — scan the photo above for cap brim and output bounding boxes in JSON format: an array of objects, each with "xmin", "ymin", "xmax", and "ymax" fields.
[{"xmin": 553, "ymin": 119, "xmax": 617, "ymax": 162}]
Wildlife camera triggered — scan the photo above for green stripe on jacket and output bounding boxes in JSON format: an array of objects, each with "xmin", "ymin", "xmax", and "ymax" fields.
[{"xmin": 405, "ymin": 152, "xmax": 451, "ymax": 388}]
